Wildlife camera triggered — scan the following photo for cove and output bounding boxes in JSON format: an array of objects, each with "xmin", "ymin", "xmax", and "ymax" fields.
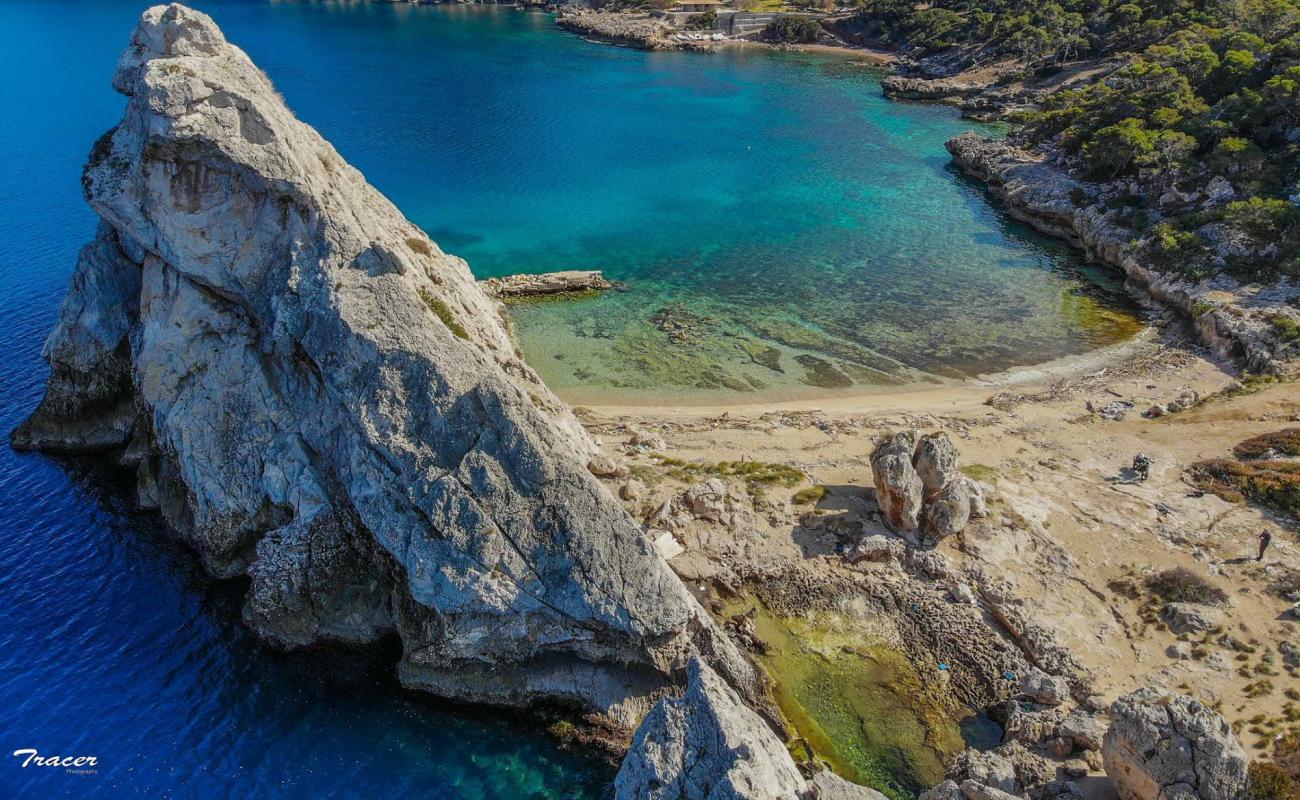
[
  {"xmin": 75, "ymin": 0, "xmax": 1140, "ymax": 404},
  {"xmin": 0, "ymin": 2, "xmax": 1137, "ymax": 798}
]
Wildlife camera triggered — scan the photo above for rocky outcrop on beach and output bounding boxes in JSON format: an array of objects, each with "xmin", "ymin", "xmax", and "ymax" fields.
[
  {"xmin": 1101, "ymin": 688, "xmax": 1248, "ymax": 800},
  {"xmin": 881, "ymin": 76, "xmax": 983, "ymax": 102},
  {"xmin": 946, "ymin": 132, "xmax": 1298, "ymax": 376},
  {"xmin": 871, "ymin": 431, "xmax": 985, "ymax": 542},
  {"xmin": 615, "ymin": 658, "xmax": 887, "ymax": 800},
  {"xmin": 879, "ymin": 75, "xmax": 1046, "ymax": 122},
  {"xmin": 11, "ymin": 3, "xmax": 768, "ymax": 725}
]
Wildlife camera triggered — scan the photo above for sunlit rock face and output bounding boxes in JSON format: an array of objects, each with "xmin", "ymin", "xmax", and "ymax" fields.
[{"xmin": 13, "ymin": 3, "xmax": 765, "ymax": 725}]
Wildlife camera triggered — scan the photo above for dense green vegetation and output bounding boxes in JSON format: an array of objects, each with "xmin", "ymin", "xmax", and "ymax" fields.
[
  {"xmin": 855, "ymin": 0, "xmax": 1300, "ymax": 280},
  {"xmin": 761, "ymin": 15, "xmax": 824, "ymax": 42},
  {"xmin": 685, "ymin": 8, "xmax": 718, "ymax": 29}
]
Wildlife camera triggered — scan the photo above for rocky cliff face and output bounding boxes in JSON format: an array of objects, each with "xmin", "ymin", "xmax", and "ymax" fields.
[
  {"xmin": 11, "ymin": 3, "xmax": 766, "ymax": 725},
  {"xmin": 945, "ymin": 132, "xmax": 1298, "ymax": 377}
]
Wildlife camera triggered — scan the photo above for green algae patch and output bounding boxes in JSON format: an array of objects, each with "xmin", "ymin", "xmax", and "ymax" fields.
[
  {"xmin": 498, "ymin": 288, "xmax": 606, "ymax": 305},
  {"xmin": 1058, "ymin": 287, "xmax": 1147, "ymax": 342},
  {"xmin": 729, "ymin": 602, "xmax": 965, "ymax": 800},
  {"xmin": 649, "ymin": 454, "xmax": 805, "ymax": 489},
  {"xmin": 418, "ymin": 288, "xmax": 469, "ymax": 340}
]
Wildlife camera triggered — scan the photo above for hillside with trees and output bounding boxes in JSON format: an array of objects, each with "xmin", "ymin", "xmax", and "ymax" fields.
[{"xmin": 857, "ymin": 0, "xmax": 1300, "ymax": 280}]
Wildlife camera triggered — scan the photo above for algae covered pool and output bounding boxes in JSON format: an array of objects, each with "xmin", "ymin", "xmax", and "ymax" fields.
[{"xmin": 725, "ymin": 601, "xmax": 991, "ymax": 800}]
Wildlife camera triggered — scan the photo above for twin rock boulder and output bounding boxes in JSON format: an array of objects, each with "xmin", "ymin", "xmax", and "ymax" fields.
[{"xmin": 871, "ymin": 431, "xmax": 986, "ymax": 543}]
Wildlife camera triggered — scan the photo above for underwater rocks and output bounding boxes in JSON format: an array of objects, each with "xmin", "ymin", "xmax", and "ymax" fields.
[
  {"xmin": 614, "ymin": 659, "xmax": 887, "ymax": 800},
  {"xmin": 1102, "ymin": 688, "xmax": 1248, "ymax": 800},
  {"xmin": 871, "ymin": 431, "xmax": 986, "ymax": 541},
  {"xmin": 13, "ymin": 3, "xmax": 768, "ymax": 725}
]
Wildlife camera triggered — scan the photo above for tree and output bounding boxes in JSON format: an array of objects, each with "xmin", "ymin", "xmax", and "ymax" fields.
[
  {"xmin": 1084, "ymin": 117, "xmax": 1157, "ymax": 177},
  {"xmin": 761, "ymin": 15, "xmax": 822, "ymax": 43},
  {"xmin": 685, "ymin": 9, "xmax": 717, "ymax": 30}
]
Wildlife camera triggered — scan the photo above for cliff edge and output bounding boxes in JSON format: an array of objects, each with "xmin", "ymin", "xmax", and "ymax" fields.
[{"xmin": 11, "ymin": 3, "xmax": 767, "ymax": 726}]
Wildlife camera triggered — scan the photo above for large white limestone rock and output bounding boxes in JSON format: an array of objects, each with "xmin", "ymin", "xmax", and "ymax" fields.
[{"xmin": 12, "ymin": 3, "xmax": 764, "ymax": 725}]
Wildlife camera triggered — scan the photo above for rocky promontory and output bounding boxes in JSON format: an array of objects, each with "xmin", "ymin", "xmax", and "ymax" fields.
[
  {"xmin": 12, "ymin": 3, "xmax": 768, "ymax": 727},
  {"xmin": 480, "ymin": 269, "xmax": 612, "ymax": 299},
  {"xmin": 555, "ymin": 7, "xmax": 678, "ymax": 51}
]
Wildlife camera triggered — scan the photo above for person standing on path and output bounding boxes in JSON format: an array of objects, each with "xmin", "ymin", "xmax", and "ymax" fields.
[{"xmin": 1258, "ymin": 529, "xmax": 1272, "ymax": 561}]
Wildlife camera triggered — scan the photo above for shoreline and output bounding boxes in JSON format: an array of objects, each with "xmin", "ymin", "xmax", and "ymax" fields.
[{"xmin": 557, "ymin": 327, "xmax": 1161, "ymax": 416}]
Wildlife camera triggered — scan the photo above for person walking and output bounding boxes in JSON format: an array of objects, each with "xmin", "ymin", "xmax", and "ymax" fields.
[{"xmin": 1258, "ymin": 529, "xmax": 1272, "ymax": 561}]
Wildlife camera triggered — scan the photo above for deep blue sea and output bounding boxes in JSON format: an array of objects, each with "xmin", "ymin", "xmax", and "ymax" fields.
[{"xmin": 0, "ymin": 2, "xmax": 1138, "ymax": 797}]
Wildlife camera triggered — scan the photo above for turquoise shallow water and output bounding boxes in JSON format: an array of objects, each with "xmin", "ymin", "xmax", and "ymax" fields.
[
  {"xmin": 0, "ymin": 2, "xmax": 1138, "ymax": 797},
  {"xmin": 46, "ymin": 0, "xmax": 1137, "ymax": 403}
]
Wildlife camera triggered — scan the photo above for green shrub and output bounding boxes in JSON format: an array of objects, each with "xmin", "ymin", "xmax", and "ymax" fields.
[
  {"xmin": 792, "ymin": 485, "xmax": 827, "ymax": 504},
  {"xmin": 417, "ymin": 288, "xmax": 469, "ymax": 340},
  {"xmin": 1144, "ymin": 567, "xmax": 1229, "ymax": 605},
  {"xmin": 684, "ymin": 9, "xmax": 716, "ymax": 30},
  {"xmin": 1188, "ymin": 458, "xmax": 1300, "ymax": 520},
  {"xmin": 761, "ymin": 15, "xmax": 821, "ymax": 43},
  {"xmin": 1234, "ymin": 429, "xmax": 1300, "ymax": 459},
  {"xmin": 1248, "ymin": 761, "xmax": 1297, "ymax": 800}
]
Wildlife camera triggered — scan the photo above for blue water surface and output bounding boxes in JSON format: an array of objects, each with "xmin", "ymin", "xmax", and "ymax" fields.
[{"xmin": 0, "ymin": 1, "xmax": 1137, "ymax": 797}]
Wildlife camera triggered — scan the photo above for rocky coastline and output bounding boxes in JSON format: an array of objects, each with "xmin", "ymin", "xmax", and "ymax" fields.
[
  {"xmin": 945, "ymin": 132, "xmax": 1298, "ymax": 377},
  {"xmin": 14, "ymin": 5, "xmax": 1296, "ymax": 800},
  {"xmin": 554, "ymin": 7, "xmax": 680, "ymax": 51},
  {"xmin": 480, "ymin": 269, "xmax": 612, "ymax": 299}
]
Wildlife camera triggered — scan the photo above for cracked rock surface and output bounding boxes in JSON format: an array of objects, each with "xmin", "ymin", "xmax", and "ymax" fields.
[
  {"xmin": 11, "ymin": 2, "xmax": 765, "ymax": 725},
  {"xmin": 1102, "ymin": 688, "xmax": 1247, "ymax": 800}
]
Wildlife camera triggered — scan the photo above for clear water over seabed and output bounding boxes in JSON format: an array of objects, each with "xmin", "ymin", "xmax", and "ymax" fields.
[{"xmin": 0, "ymin": 2, "xmax": 1136, "ymax": 797}]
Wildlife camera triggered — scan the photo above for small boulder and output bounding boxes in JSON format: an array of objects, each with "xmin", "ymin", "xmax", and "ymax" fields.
[
  {"xmin": 588, "ymin": 452, "xmax": 628, "ymax": 478},
  {"xmin": 953, "ymin": 749, "xmax": 1018, "ymax": 794},
  {"xmin": 924, "ymin": 477, "xmax": 973, "ymax": 541},
  {"xmin": 1057, "ymin": 712, "xmax": 1106, "ymax": 752},
  {"xmin": 808, "ymin": 770, "xmax": 891, "ymax": 800},
  {"xmin": 1020, "ymin": 667, "xmax": 1069, "ymax": 706},
  {"xmin": 845, "ymin": 534, "xmax": 904, "ymax": 564},
  {"xmin": 959, "ymin": 780, "xmax": 1021, "ymax": 800},
  {"xmin": 967, "ymin": 478, "xmax": 989, "ymax": 519},
  {"xmin": 1064, "ymin": 760, "xmax": 1090, "ymax": 779},
  {"xmin": 628, "ymin": 430, "xmax": 667, "ymax": 451},
  {"xmin": 1205, "ymin": 176, "xmax": 1235, "ymax": 205},
  {"xmin": 919, "ymin": 780, "xmax": 963, "ymax": 800},
  {"xmin": 1163, "ymin": 602, "xmax": 1222, "ymax": 634},
  {"xmin": 683, "ymin": 478, "xmax": 726, "ymax": 521}
]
